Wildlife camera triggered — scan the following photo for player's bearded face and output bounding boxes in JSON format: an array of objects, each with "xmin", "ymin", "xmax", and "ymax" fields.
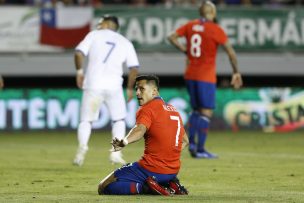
[{"xmin": 135, "ymin": 80, "xmax": 155, "ymax": 106}]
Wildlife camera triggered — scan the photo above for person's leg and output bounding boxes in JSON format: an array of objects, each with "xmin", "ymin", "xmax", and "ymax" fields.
[
  {"xmin": 103, "ymin": 181, "xmax": 143, "ymax": 195},
  {"xmin": 73, "ymin": 121, "xmax": 91, "ymax": 166},
  {"xmin": 143, "ymin": 172, "xmax": 189, "ymax": 195},
  {"xmin": 105, "ymin": 88, "xmax": 127, "ymax": 164},
  {"xmin": 196, "ymin": 82, "xmax": 217, "ymax": 159},
  {"xmin": 98, "ymin": 162, "xmax": 146, "ymax": 195},
  {"xmin": 74, "ymin": 90, "xmax": 103, "ymax": 166},
  {"xmin": 196, "ymin": 108, "xmax": 212, "ymax": 153},
  {"xmin": 185, "ymin": 80, "xmax": 199, "ymax": 157},
  {"xmin": 187, "ymin": 111, "xmax": 199, "ymax": 156},
  {"xmin": 98, "ymin": 172, "xmax": 116, "ymax": 195},
  {"xmin": 110, "ymin": 119, "xmax": 126, "ymax": 164},
  {"xmin": 138, "ymin": 165, "xmax": 177, "ymax": 195},
  {"xmin": 141, "ymin": 169, "xmax": 188, "ymax": 195},
  {"xmin": 105, "ymin": 163, "xmax": 185, "ymax": 196},
  {"xmin": 98, "ymin": 171, "xmax": 143, "ymax": 195}
]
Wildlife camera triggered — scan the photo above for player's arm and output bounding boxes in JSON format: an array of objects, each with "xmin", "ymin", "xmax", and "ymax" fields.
[
  {"xmin": 74, "ymin": 50, "xmax": 85, "ymax": 89},
  {"xmin": 126, "ymin": 67, "xmax": 138, "ymax": 102},
  {"xmin": 111, "ymin": 124, "xmax": 146, "ymax": 151},
  {"xmin": 0, "ymin": 74, "xmax": 4, "ymax": 89},
  {"xmin": 125, "ymin": 124, "xmax": 146, "ymax": 144},
  {"xmin": 222, "ymin": 42, "xmax": 243, "ymax": 89},
  {"xmin": 167, "ymin": 32, "xmax": 187, "ymax": 54},
  {"xmin": 181, "ymin": 132, "xmax": 189, "ymax": 150}
]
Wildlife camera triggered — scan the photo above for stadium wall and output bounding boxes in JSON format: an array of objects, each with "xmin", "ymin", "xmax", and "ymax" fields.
[{"xmin": 0, "ymin": 6, "xmax": 303, "ymax": 132}]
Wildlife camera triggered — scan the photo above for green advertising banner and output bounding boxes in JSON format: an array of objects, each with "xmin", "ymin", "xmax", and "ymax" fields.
[
  {"xmin": 216, "ymin": 88, "xmax": 304, "ymax": 132},
  {"xmin": 0, "ymin": 88, "xmax": 304, "ymax": 132},
  {"xmin": 94, "ymin": 7, "xmax": 304, "ymax": 52},
  {"xmin": 0, "ymin": 88, "xmax": 190, "ymax": 131}
]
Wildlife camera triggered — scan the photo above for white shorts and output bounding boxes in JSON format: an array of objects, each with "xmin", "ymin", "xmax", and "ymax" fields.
[{"xmin": 80, "ymin": 88, "xmax": 127, "ymax": 122}]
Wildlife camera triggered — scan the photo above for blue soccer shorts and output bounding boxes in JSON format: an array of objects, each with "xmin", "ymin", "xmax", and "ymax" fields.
[
  {"xmin": 114, "ymin": 162, "xmax": 177, "ymax": 185},
  {"xmin": 185, "ymin": 79, "xmax": 216, "ymax": 110}
]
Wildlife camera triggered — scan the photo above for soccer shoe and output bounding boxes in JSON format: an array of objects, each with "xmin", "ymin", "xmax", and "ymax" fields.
[
  {"xmin": 168, "ymin": 177, "xmax": 188, "ymax": 195},
  {"xmin": 146, "ymin": 176, "xmax": 171, "ymax": 196},
  {"xmin": 196, "ymin": 151, "xmax": 218, "ymax": 159},
  {"xmin": 109, "ymin": 151, "xmax": 126, "ymax": 165},
  {"xmin": 188, "ymin": 144, "xmax": 197, "ymax": 158},
  {"xmin": 73, "ymin": 145, "xmax": 88, "ymax": 166}
]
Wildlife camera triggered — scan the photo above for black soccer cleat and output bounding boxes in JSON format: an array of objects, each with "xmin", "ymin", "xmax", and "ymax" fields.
[
  {"xmin": 168, "ymin": 177, "xmax": 189, "ymax": 195},
  {"xmin": 189, "ymin": 148, "xmax": 197, "ymax": 158},
  {"xmin": 188, "ymin": 144, "xmax": 197, "ymax": 158}
]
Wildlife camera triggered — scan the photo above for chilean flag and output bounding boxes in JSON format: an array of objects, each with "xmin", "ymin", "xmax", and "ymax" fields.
[{"xmin": 40, "ymin": 7, "xmax": 92, "ymax": 48}]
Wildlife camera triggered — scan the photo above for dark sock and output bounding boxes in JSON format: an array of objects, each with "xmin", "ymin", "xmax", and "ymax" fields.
[
  {"xmin": 188, "ymin": 112, "xmax": 199, "ymax": 147},
  {"xmin": 197, "ymin": 115, "xmax": 210, "ymax": 152},
  {"xmin": 103, "ymin": 181, "xmax": 142, "ymax": 195}
]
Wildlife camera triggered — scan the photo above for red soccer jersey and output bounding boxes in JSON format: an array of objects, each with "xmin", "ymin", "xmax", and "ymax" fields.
[
  {"xmin": 176, "ymin": 19, "xmax": 228, "ymax": 83},
  {"xmin": 137, "ymin": 97, "xmax": 185, "ymax": 174}
]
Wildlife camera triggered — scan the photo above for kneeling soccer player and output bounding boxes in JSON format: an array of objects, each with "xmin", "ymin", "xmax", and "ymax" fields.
[{"xmin": 98, "ymin": 75, "xmax": 189, "ymax": 195}]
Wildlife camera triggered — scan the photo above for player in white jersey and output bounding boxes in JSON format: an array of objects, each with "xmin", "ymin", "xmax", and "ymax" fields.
[{"xmin": 73, "ymin": 15, "xmax": 139, "ymax": 166}]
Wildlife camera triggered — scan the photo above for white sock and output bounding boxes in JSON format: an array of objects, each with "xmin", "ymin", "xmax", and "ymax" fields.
[
  {"xmin": 77, "ymin": 121, "xmax": 92, "ymax": 148},
  {"xmin": 112, "ymin": 120, "xmax": 126, "ymax": 140}
]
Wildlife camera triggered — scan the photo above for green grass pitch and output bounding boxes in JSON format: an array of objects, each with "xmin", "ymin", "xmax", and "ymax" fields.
[{"xmin": 0, "ymin": 131, "xmax": 303, "ymax": 203}]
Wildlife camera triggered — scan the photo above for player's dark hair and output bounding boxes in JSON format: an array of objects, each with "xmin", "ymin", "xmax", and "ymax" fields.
[
  {"xmin": 102, "ymin": 15, "xmax": 119, "ymax": 30},
  {"xmin": 135, "ymin": 75, "xmax": 160, "ymax": 90}
]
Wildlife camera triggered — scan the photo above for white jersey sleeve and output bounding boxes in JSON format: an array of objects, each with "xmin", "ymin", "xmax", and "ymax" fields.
[
  {"xmin": 125, "ymin": 41, "xmax": 139, "ymax": 68},
  {"xmin": 75, "ymin": 31, "xmax": 94, "ymax": 56}
]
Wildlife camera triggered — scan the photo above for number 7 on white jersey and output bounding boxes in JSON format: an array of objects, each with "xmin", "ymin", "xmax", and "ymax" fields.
[
  {"xmin": 170, "ymin": 115, "xmax": 181, "ymax": 147},
  {"xmin": 103, "ymin": 41, "xmax": 116, "ymax": 63}
]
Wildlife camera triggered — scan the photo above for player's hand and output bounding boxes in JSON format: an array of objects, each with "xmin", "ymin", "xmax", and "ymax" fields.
[
  {"xmin": 76, "ymin": 73, "xmax": 84, "ymax": 89},
  {"xmin": 231, "ymin": 73, "xmax": 243, "ymax": 89},
  {"xmin": 111, "ymin": 137, "xmax": 128, "ymax": 152},
  {"xmin": 126, "ymin": 88, "xmax": 133, "ymax": 102}
]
